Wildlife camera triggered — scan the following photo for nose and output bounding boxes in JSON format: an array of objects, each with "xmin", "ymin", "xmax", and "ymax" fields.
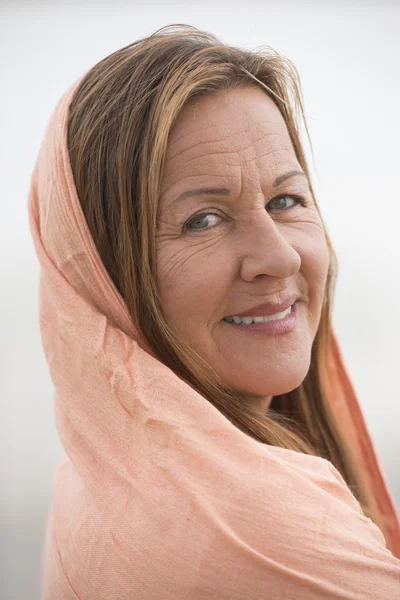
[{"xmin": 239, "ymin": 210, "xmax": 301, "ymax": 281}]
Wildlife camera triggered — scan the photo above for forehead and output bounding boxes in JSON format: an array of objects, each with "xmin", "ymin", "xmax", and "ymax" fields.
[{"xmin": 162, "ymin": 86, "xmax": 298, "ymax": 193}]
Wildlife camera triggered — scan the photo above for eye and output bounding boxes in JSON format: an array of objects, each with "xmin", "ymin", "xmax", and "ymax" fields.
[
  {"xmin": 267, "ymin": 194, "xmax": 305, "ymax": 211},
  {"xmin": 185, "ymin": 212, "xmax": 222, "ymax": 232}
]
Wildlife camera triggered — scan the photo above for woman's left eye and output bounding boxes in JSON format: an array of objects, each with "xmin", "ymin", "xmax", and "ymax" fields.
[{"xmin": 267, "ymin": 194, "xmax": 305, "ymax": 211}]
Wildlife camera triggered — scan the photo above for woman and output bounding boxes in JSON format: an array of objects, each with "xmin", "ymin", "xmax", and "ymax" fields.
[{"xmin": 28, "ymin": 25, "xmax": 400, "ymax": 599}]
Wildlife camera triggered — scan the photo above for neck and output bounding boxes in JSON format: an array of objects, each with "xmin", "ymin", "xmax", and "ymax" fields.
[{"xmin": 242, "ymin": 394, "xmax": 273, "ymax": 415}]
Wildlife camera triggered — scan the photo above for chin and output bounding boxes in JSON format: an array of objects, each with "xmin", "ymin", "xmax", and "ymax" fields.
[{"xmin": 230, "ymin": 363, "xmax": 311, "ymax": 397}]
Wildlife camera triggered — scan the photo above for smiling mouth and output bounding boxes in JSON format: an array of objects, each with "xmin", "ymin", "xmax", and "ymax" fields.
[{"xmin": 222, "ymin": 305, "xmax": 293, "ymax": 325}]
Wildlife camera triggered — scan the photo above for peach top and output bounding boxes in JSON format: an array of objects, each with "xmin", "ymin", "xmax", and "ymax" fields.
[{"xmin": 28, "ymin": 77, "xmax": 400, "ymax": 599}]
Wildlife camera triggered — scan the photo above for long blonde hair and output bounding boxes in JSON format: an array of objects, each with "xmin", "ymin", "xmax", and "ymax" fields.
[{"xmin": 67, "ymin": 25, "xmax": 382, "ymax": 530}]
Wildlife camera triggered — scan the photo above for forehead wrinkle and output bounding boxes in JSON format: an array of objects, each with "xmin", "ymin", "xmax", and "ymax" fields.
[
  {"xmin": 162, "ymin": 145, "xmax": 242, "ymax": 186},
  {"xmin": 166, "ymin": 125, "xmax": 249, "ymax": 164},
  {"xmin": 163, "ymin": 141, "xmax": 294, "ymax": 187},
  {"xmin": 239, "ymin": 147, "xmax": 296, "ymax": 169},
  {"xmin": 166, "ymin": 138, "xmax": 237, "ymax": 168},
  {"xmin": 169, "ymin": 115, "xmax": 273, "ymax": 148},
  {"xmin": 166, "ymin": 121, "xmax": 241, "ymax": 162},
  {"xmin": 166, "ymin": 117, "xmax": 287, "ymax": 162},
  {"xmin": 166, "ymin": 129, "xmax": 292, "ymax": 176},
  {"xmin": 166, "ymin": 123, "xmax": 237, "ymax": 158}
]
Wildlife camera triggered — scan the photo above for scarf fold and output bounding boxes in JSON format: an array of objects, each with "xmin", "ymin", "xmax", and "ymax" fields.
[{"xmin": 29, "ymin": 78, "xmax": 400, "ymax": 600}]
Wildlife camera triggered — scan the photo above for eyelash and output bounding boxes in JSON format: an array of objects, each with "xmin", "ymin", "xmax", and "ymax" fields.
[{"xmin": 184, "ymin": 194, "xmax": 308, "ymax": 232}]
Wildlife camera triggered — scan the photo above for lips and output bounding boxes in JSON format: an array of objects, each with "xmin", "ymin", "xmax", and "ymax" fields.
[{"xmin": 224, "ymin": 293, "xmax": 300, "ymax": 318}]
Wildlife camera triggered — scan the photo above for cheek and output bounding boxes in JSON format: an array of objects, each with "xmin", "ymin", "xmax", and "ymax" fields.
[
  {"xmin": 156, "ymin": 243, "xmax": 229, "ymax": 325},
  {"xmin": 292, "ymin": 216, "xmax": 330, "ymax": 286},
  {"xmin": 298, "ymin": 226, "xmax": 330, "ymax": 324},
  {"xmin": 307, "ymin": 233, "xmax": 330, "ymax": 292}
]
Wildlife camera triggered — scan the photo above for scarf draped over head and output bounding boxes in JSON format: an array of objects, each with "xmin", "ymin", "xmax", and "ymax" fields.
[{"xmin": 28, "ymin": 77, "xmax": 400, "ymax": 600}]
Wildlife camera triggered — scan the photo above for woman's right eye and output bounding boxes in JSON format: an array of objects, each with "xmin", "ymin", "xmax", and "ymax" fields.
[{"xmin": 185, "ymin": 212, "xmax": 222, "ymax": 231}]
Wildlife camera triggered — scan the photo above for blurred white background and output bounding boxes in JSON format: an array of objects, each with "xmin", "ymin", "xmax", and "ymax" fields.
[{"xmin": 1, "ymin": 0, "xmax": 399, "ymax": 598}]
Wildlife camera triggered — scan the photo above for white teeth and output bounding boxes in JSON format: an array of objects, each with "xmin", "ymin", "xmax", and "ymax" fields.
[
  {"xmin": 240, "ymin": 316, "xmax": 253, "ymax": 325},
  {"xmin": 224, "ymin": 306, "xmax": 292, "ymax": 325},
  {"xmin": 253, "ymin": 316, "xmax": 264, "ymax": 323}
]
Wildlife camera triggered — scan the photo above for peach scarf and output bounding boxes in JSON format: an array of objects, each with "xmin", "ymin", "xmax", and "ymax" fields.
[{"xmin": 28, "ymin": 77, "xmax": 400, "ymax": 599}]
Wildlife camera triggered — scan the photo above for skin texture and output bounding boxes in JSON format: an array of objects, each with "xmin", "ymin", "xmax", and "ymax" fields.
[{"xmin": 156, "ymin": 86, "xmax": 329, "ymax": 415}]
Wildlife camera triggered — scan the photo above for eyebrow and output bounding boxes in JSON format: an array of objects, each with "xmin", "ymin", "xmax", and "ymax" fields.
[{"xmin": 173, "ymin": 170, "xmax": 307, "ymax": 204}]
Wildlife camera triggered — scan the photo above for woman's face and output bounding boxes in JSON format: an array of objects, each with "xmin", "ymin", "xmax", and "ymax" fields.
[{"xmin": 156, "ymin": 85, "xmax": 329, "ymax": 413}]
